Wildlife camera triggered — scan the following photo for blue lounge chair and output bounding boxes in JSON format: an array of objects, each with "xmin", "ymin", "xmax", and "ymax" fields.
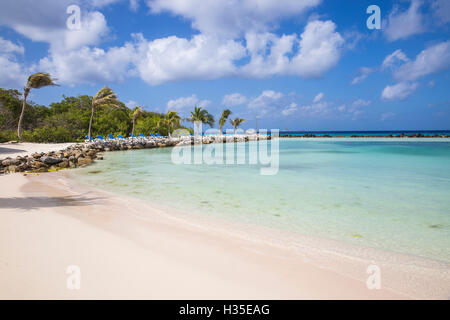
[
  {"xmin": 97, "ymin": 135, "xmax": 105, "ymax": 140},
  {"xmin": 129, "ymin": 133, "xmax": 137, "ymax": 138},
  {"xmin": 139, "ymin": 133, "xmax": 146, "ymax": 138},
  {"xmin": 108, "ymin": 134, "xmax": 115, "ymax": 140},
  {"xmin": 150, "ymin": 133, "xmax": 156, "ymax": 137},
  {"xmin": 85, "ymin": 136, "xmax": 94, "ymax": 141},
  {"xmin": 156, "ymin": 133, "xmax": 162, "ymax": 137},
  {"xmin": 117, "ymin": 134, "xmax": 126, "ymax": 139}
]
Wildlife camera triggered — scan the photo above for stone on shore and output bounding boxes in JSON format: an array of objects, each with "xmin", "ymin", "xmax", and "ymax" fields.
[
  {"xmin": 40, "ymin": 156, "xmax": 62, "ymax": 165},
  {"xmin": 0, "ymin": 134, "xmax": 271, "ymax": 174},
  {"xmin": 77, "ymin": 157, "xmax": 93, "ymax": 166}
]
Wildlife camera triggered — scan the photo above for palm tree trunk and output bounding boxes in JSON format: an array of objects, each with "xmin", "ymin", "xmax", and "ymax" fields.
[
  {"xmin": 88, "ymin": 106, "xmax": 95, "ymax": 140},
  {"xmin": 132, "ymin": 119, "xmax": 135, "ymax": 136},
  {"xmin": 219, "ymin": 125, "xmax": 222, "ymax": 136},
  {"xmin": 234, "ymin": 127, "xmax": 237, "ymax": 135},
  {"xmin": 17, "ymin": 88, "xmax": 29, "ymax": 141}
]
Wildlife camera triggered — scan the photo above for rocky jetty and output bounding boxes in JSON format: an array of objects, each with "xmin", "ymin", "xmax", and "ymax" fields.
[{"xmin": 0, "ymin": 134, "xmax": 270, "ymax": 174}]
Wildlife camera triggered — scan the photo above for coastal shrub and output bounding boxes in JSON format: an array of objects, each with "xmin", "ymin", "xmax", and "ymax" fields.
[
  {"xmin": 0, "ymin": 88, "xmax": 194, "ymax": 142},
  {"xmin": 22, "ymin": 126, "xmax": 75, "ymax": 143},
  {"xmin": 0, "ymin": 130, "xmax": 17, "ymax": 143}
]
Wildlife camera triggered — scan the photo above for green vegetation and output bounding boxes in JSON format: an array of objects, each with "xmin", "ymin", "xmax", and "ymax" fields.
[
  {"xmin": 219, "ymin": 109, "xmax": 232, "ymax": 135},
  {"xmin": 18, "ymin": 73, "xmax": 58, "ymax": 141},
  {"xmin": 89, "ymin": 86, "xmax": 121, "ymax": 140},
  {"xmin": 186, "ymin": 106, "xmax": 215, "ymax": 136},
  {"xmin": 0, "ymin": 76, "xmax": 245, "ymax": 143},
  {"xmin": 158, "ymin": 110, "xmax": 182, "ymax": 137},
  {"xmin": 230, "ymin": 118, "xmax": 246, "ymax": 134},
  {"xmin": 131, "ymin": 106, "xmax": 144, "ymax": 136},
  {"xmin": 0, "ymin": 88, "xmax": 191, "ymax": 143}
]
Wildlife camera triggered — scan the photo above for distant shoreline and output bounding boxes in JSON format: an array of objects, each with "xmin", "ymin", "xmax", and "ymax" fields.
[{"xmin": 279, "ymin": 134, "xmax": 450, "ymax": 138}]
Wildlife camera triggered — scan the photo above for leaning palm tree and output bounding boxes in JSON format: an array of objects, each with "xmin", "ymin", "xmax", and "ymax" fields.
[
  {"xmin": 131, "ymin": 106, "xmax": 144, "ymax": 136},
  {"xmin": 17, "ymin": 72, "xmax": 57, "ymax": 140},
  {"xmin": 218, "ymin": 109, "xmax": 232, "ymax": 135},
  {"xmin": 230, "ymin": 118, "xmax": 246, "ymax": 134},
  {"xmin": 158, "ymin": 110, "xmax": 181, "ymax": 137},
  {"xmin": 186, "ymin": 106, "xmax": 215, "ymax": 136},
  {"xmin": 88, "ymin": 86, "xmax": 120, "ymax": 140}
]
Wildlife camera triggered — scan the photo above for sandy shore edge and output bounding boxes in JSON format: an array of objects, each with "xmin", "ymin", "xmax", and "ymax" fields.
[{"xmin": 1, "ymin": 172, "xmax": 449, "ymax": 299}]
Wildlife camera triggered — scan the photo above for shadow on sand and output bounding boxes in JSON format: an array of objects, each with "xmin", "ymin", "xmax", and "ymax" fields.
[
  {"xmin": 0, "ymin": 195, "xmax": 105, "ymax": 210},
  {"xmin": 0, "ymin": 146, "xmax": 26, "ymax": 155}
]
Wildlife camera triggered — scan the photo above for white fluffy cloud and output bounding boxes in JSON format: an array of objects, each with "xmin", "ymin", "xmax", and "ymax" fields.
[
  {"xmin": 242, "ymin": 32, "xmax": 297, "ymax": 78},
  {"xmin": 289, "ymin": 20, "xmax": 344, "ymax": 78},
  {"xmin": 0, "ymin": 37, "xmax": 27, "ymax": 88},
  {"xmin": 313, "ymin": 92, "xmax": 324, "ymax": 103},
  {"xmin": 379, "ymin": 41, "xmax": 450, "ymax": 100},
  {"xmin": 0, "ymin": 55, "xmax": 27, "ymax": 88},
  {"xmin": 167, "ymin": 94, "xmax": 211, "ymax": 111},
  {"xmin": 382, "ymin": 49, "xmax": 409, "ymax": 70},
  {"xmin": 0, "ymin": 1, "xmax": 345, "ymax": 87},
  {"xmin": 222, "ymin": 93, "xmax": 248, "ymax": 106},
  {"xmin": 351, "ymin": 99, "xmax": 371, "ymax": 108},
  {"xmin": 351, "ymin": 67, "xmax": 375, "ymax": 85},
  {"xmin": 300, "ymin": 101, "xmax": 331, "ymax": 117},
  {"xmin": 248, "ymin": 90, "xmax": 285, "ymax": 116},
  {"xmin": 0, "ymin": 1, "xmax": 108, "ymax": 51},
  {"xmin": 134, "ymin": 34, "xmax": 246, "ymax": 85},
  {"xmin": 381, "ymin": 82, "xmax": 419, "ymax": 101},
  {"xmin": 393, "ymin": 41, "xmax": 450, "ymax": 81},
  {"xmin": 281, "ymin": 103, "xmax": 298, "ymax": 116},
  {"xmin": 146, "ymin": 0, "xmax": 321, "ymax": 38},
  {"xmin": 0, "ymin": 37, "xmax": 24, "ymax": 55},
  {"xmin": 241, "ymin": 20, "xmax": 344, "ymax": 79},
  {"xmin": 44, "ymin": 19, "xmax": 344, "ymax": 86},
  {"xmin": 299, "ymin": 96, "xmax": 370, "ymax": 119},
  {"xmin": 384, "ymin": 0, "xmax": 425, "ymax": 41},
  {"xmin": 39, "ymin": 42, "xmax": 136, "ymax": 85}
]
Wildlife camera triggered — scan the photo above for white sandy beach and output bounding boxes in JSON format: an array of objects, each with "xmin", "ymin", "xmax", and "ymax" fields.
[
  {"xmin": 0, "ymin": 169, "xmax": 449, "ymax": 299},
  {"xmin": 1, "ymin": 142, "xmax": 450, "ymax": 299},
  {"xmin": 0, "ymin": 142, "xmax": 77, "ymax": 159}
]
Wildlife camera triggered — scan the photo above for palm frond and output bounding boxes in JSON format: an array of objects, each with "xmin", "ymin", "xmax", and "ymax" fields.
[
  {"xmin": 92, "ymin": 86, "xmax": 121, "ymax": 109},
  {"xmin": 26, "ymin": 72, "xmax": 58, "ymax": 89},
  {"xmin": 219, "ymin": 109, "xmax": 232, "ymax": 127},
  {"xmin": 132, "ymin": 106, "xmax": 144, "ymax": 121}
]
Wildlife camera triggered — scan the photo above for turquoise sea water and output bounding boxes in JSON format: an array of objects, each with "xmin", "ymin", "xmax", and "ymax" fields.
[{"xmin": 73, "ymin": 138, "xmax": 450, "ymax": 263}]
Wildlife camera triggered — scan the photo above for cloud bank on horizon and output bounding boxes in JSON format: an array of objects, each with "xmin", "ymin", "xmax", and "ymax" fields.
[{"xmin": 0, "ymin": 0, "xmax": 449, "ymax": 130}]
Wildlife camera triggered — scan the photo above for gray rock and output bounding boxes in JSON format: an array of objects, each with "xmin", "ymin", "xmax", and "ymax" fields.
[{"xmin": 40, "ymin": 156, "xmax": 63, "ymax": 165}]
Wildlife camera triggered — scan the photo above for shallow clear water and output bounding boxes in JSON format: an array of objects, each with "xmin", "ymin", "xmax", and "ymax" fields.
[{"xmin": 73, "ymin": 139, "xmax": 450, "ymax": 263}]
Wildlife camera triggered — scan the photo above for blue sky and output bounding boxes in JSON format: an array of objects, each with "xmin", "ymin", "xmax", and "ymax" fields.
[{"xmin": 0, "ymin": 0, "xmax": 449, "ymax": 130}]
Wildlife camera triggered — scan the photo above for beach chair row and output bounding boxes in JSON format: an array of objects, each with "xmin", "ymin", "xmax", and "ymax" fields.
[{"xmin": 85, "ymin": 133, "xmax": 164, "ymax": 142}]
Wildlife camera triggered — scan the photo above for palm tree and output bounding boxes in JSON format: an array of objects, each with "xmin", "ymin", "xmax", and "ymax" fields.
[
  {"xmin": 159, "ymin": 110, "xmax": 181, "ymax": 137},
  {"xmin": 131, "ymin": 106, "xmax": 144, "ymax": 136},
  {"xmin": 218, "ymin": 109, "xmax": 232, "ymax": 135},
  {"xmin": 89, "ymin": 86, "xmax": 120, "ymax": 140},
  {"xmin": 230, "ymin": 118, "xmax": 246, "ymax": 134},
  {"xmin": 18, "ymin": 72, "xmax": 57, "ymax": 140},
  {"xmin": 187, "ymin": 106, "xmax": 215, "ymax": 136}
]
